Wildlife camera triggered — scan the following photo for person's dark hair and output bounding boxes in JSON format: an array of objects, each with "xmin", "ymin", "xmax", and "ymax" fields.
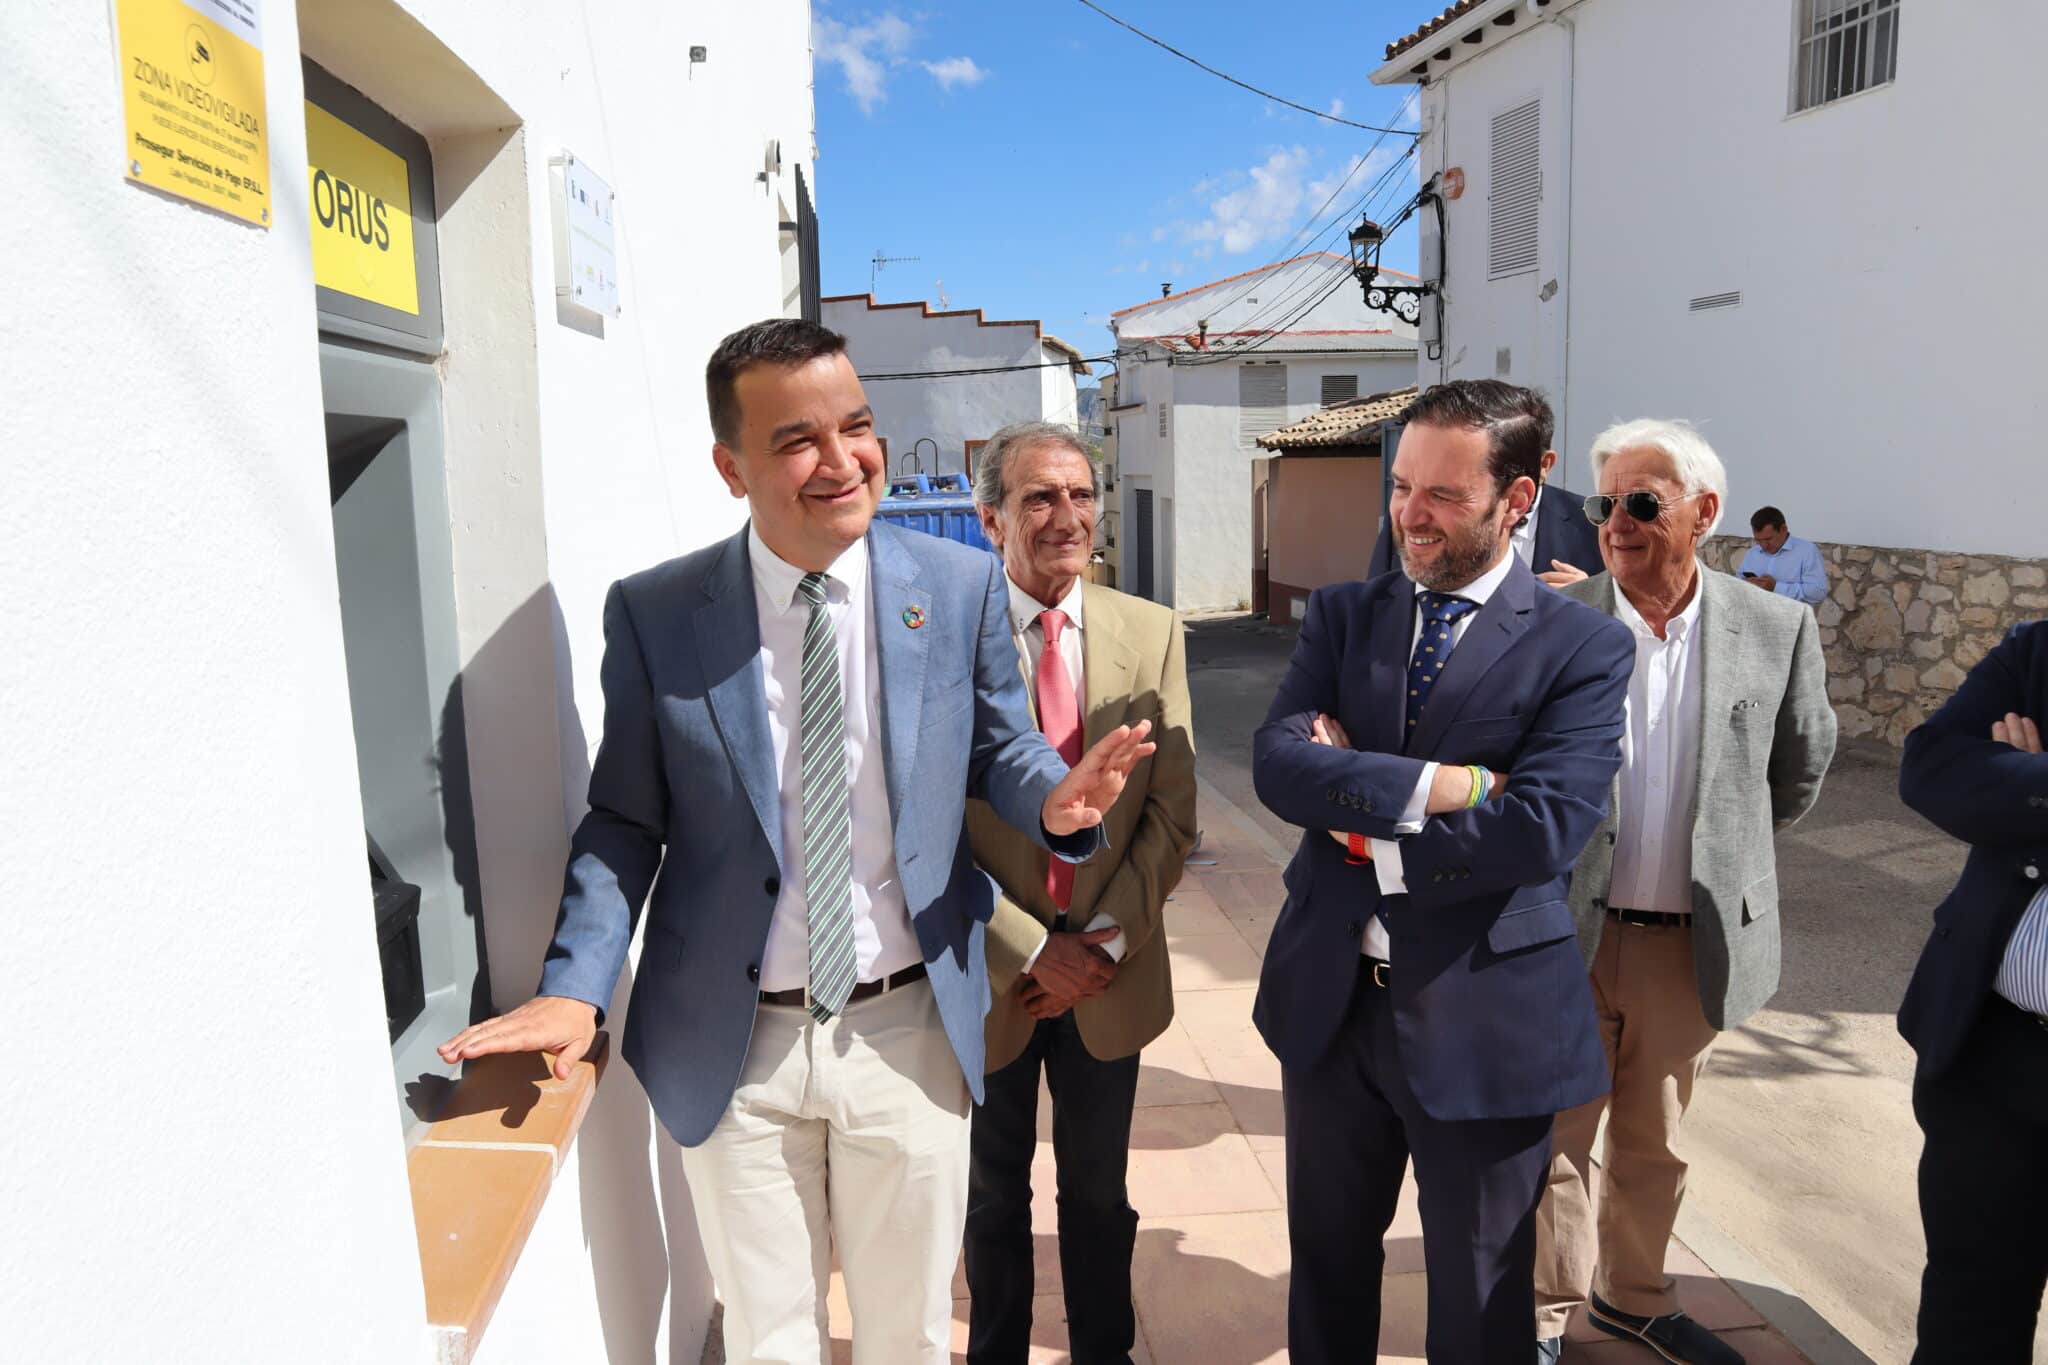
[
  {"xmin": 1398, "ymin": 380, "xmax": 1552, "ymax": 496},
  {"xmin": 705, "ymin": 318, "xmax": 849, "ymax": 447},
  {"xmin": 1750, "ymin": 505, "xmax": 1786, "ymax": 533}
]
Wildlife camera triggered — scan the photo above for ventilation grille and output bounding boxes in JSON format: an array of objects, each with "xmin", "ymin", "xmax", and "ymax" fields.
[
  {"xmin": 1689, "ymin": 290, "xmax": 1743, "ymax": 313},
  {"xmin": 1158, "ymin": 402, "xmax": 1170, "ymax": 439},
  {"xmin": 1320, "ymin": 373, "xmax": 1360, "ymax": 406},
  {"xmin": 1238, "ymin": 363, "xmax": 1287, "ymax": 448},
  {"xmin": 1488, "ymin": 99, "xmax": 1541, "ymax": 280}
]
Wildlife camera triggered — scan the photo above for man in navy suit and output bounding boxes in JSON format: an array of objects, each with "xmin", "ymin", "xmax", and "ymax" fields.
[
  {"xmin": 1367, "ymin": 386, "xmax": 1602, "ymax": 587},
  {"xmin": 1898, "ymin": 620, "xmax": 2048, "ymax": 1361},
  {"xmin": 440, "ymin": 319, "xmax": 1155, "ymax": 1364},
  {"xmin": 1253, "ymin": 379, "xmax": 1634, "ymax": 1363}
]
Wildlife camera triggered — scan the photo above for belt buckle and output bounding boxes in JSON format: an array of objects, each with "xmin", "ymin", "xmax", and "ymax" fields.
[{"xmin": 1371, "ymin": 961, "xmax": 1390, "ymax": 989}]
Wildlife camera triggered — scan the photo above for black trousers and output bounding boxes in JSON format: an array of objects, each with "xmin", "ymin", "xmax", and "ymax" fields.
[
  {"xmin": 1281, "ymin": 961, "xmax": 1553, "ymax": 1365},
  {"xmin": 964, "ymin": 1009, "xmax": 1142, "ymax": 1365},
  {"xmin": 1912, "ymin": 994, "xmax": 2048, "ymax": 1364}
]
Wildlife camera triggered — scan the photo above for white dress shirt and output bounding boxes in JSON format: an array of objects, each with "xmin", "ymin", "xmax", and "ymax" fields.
[
  {"xmin": 1365, "ymin": 549, "xmax": 1519, "ymax": 958},
  {"xmin": 1006, "ymin": 572, "xmax": 1127, "ymax": 970},
  {"xmin": 1509, "ymin": 493, "xmax": 1541, "ymax": 570},
  {"xmin": 1606, "ymin": 579, "xmax": 1706, "ymax": 915},
  {"xmin": 750, "ymin": 526, "xmax": 920, "ymax": 992}
]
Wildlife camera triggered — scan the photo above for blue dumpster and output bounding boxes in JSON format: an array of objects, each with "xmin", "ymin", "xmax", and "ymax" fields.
[{"xmin": 876, "ymin": 473, "xmax": 995, "ymax": 554}]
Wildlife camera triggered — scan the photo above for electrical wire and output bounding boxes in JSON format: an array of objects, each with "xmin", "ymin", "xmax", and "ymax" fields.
[{"xmin": 1073, "ymin": 0, "xmax": 1421, "ymax": 135}]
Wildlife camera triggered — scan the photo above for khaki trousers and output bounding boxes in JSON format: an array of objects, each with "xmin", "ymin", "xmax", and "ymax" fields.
[
  {"xmin": 677, "ymin": 978, "xmax": 971, "ymax": 1365},
  {"xmin": 1534, "ymin": 919, "xmax": 1720, "ymax": 1338}
]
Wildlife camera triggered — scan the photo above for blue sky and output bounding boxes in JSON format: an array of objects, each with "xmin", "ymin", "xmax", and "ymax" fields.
[{"xmin": 812, "ymin": 1, "xmax": 1429, "ymax": 368}]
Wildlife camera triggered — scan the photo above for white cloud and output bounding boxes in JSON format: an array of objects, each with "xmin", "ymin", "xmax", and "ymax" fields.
[
  {"xmin": 814, "ymin": 12, "xmax": 915, "ymax": 114},
  {"xmin": 922, "ymin": 56, "xmax": 987, "ymax": 90},
  {"xmin": 1328, "ymin": 97, "xmax": 1346, "ymax": 117},
  {"xmin": 1154, "ymin": 144, "xmax": 1404, "ymax": 262},
  {"xmin": 1183, "ymin": 146, "xmax": 1315, "ymax": 255}
]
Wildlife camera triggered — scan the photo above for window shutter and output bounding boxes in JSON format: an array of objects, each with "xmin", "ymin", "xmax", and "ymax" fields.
[
  {"xmin": 1238, "ymin": 363, "xmax": 1287, "ymax": 449},
  {"xmin": 1488, "ymin": 98, "xmax": 1541, "ymax": 280},
  {"xmin": 1320, "ymin": 373, "xmax": 1359, "ymax": 406}
]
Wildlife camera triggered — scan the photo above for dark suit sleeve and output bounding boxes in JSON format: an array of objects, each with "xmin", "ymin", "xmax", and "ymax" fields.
[
  {"xmin": 1901, "ymin": 623, "xmax": 2048, "ymax": 849},
  {"xmin": 967, "ymin": 555, "xmax": 1101, "ymax": 861},
  {"xmin": 538, "ymin": 581, "xmax": 668, "ymax": 1020},
  {"xmin": 1541, "ymin": 484, "xmax": 1605, "ymax": 577},
  {"xmin": 1768, "ymin": 606, "xmax": 1837, "ymax": 829},
  {"xmin": 1395, "ymin": 616, "xmax": 1633, "ymax": 908},
  {"xmin": 1252, "ymin": 586, "xmax": 1429, "ymax": 837}
]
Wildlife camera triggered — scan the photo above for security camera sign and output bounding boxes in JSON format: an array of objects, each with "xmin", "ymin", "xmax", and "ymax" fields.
[{"xmin": 115, "ymin": 0, "xmax": 270, "ymax": 227}]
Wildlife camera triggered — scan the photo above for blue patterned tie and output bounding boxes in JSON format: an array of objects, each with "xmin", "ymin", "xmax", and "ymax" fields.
[{"xmin": 1407, "ymin": 591, "xmax": 1478, "ymax": 737}]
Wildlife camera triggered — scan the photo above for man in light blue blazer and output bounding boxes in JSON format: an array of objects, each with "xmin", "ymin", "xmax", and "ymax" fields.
[{"xmin": 442, "ymin": 319, "xmax": 1155, "ymax": 1365}]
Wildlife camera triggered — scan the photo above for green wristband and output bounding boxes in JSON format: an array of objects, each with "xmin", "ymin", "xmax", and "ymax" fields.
[{"xmin": 1465, "ymin": 764, "xmax": 1488, "ymax": 809}]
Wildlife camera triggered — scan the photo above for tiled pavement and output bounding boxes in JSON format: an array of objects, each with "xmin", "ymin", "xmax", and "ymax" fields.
[{"xmin": 820, "ymin": 789, "xmax": 1817, "ymax": 1363}]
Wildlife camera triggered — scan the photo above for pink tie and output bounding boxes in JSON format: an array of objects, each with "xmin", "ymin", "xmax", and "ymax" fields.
[{"xmin": 1037, "ymin": 609, "xmax": 1082, "ymax": 910}]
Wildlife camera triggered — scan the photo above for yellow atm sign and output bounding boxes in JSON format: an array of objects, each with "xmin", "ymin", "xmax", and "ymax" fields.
[{"xmin": 305, "ymin": 101, "xmax": 418, "ymax": 314}]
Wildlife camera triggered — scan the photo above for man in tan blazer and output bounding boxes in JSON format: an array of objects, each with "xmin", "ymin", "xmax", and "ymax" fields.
[{"xmin": 961, "ymin": 420, "xmax": 1197, "ymax": 1365}]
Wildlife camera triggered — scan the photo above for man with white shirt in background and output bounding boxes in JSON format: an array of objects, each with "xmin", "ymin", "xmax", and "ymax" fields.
[
  {"xmin": 1532, "ymin": 420, "xmax": 1835, "ymax": 1364},
  {"xmin": 963, "ymin": 421, "xmax": 1197, "ymax": 1365}
]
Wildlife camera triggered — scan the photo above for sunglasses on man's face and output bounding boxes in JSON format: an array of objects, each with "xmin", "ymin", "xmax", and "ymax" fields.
[{"xmin": 1582, "ymin": 490, "xmax": 1702, "ymax": 526}]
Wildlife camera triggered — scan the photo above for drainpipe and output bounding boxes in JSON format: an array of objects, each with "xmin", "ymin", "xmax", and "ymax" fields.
[{"xmin": 1556, "ymin": 10, "xmax": 1578, "ymax": 481}]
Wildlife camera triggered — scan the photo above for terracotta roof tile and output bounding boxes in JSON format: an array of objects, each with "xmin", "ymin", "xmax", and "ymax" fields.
[
  {"xmin": 1256, "ymin": 386, "xmax": 1419, "ymax": 450},
  {"xmin": 1385, "ymin": 0, "xmax": 1489, "ymax": 62}
]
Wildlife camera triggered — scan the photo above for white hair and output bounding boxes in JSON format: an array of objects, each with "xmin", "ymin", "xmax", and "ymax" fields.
[{"xmin": 1586, "ymin": 418, "xmax": 1728, "ymax": 535}]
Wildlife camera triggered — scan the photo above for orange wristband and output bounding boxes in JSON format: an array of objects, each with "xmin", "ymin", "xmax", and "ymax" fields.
[{"xmin": 1346, "ymin": 832, "xmax": 1372, "ymax": 865}]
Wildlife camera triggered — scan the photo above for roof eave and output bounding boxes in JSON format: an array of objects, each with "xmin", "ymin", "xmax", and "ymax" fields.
[{"xmin": 1373, "ymin": 0, "xmax": 1538, "ymax": 86}]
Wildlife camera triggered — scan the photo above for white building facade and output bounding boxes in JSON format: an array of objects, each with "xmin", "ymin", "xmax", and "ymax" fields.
[
  {"xmin": 1372, "ymin": 0, "xmax": 2040, "ymax": 554},
  {"xmin": 1370, "ymin": 0, "xmax": 2046, "ymax": 733},
  {"xmin": 1110, "ymin": 253, "xmax": 1419, "ymax": 610},
  {"xmin": 7, "ymin": 3, "xmax": 820, "ymax": 1361},
  {"xmin": 822, "ymin": 294, "xmax": 1089, "ymax": 480}
]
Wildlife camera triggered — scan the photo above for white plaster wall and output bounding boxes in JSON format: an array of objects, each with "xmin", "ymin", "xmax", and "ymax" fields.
[
  {"xmin": 1164, "ymin": 353, "xmax": 1415, "ymax": 611},
  {"xmin": 1040, "ymin": 346, "xmax": 1081, "ymax": 431},
  {"xmin": 823, "ymin": 297, "xmax": 1052, "ymax": 476},
  {"xmin": 2, "ymin": 5, "xmax": 432, "ymax": 1362},
  {"xmin": 1409, "ymin": 0, "xmax": 2046, "ymax": 554},
  {"xmin": 5, "ymin": 1, "xmax": 817, "ymax": 1361}
]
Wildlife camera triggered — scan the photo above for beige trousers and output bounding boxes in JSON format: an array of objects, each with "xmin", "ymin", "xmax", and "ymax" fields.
[
  {"xmin": 677, "ymin": 978, "xmax": 971, "ymax": 1365},
  {"xmin": 1534, "ymin": 920, "xmax": 1720, "ymax": 1338}
]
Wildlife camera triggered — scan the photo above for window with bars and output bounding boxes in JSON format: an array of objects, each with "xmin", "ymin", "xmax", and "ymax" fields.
[
  {"xmin": 1320, "ymin": 373, "xmax": 1360, "ymax": 406},
  {"xmin": 1488, "ymin": 98, "xmax": 1541, "ymax": 281},
  {"xmin": 1794, "ymin": 0, "xmax": 1899, "ymax": 112},
  {"xmin": 1238, "ymin": 363, "xmax": 1287, "ymax": 449}
]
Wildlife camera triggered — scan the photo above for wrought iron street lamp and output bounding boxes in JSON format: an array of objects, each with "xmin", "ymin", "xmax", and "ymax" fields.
[{"xmin": 1348, "ymin": 216, "xmax": 1427, "ymax": 326}]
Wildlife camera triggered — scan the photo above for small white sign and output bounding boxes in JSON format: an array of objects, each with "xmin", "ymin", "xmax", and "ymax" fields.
[{"xmin": 549, "ymin": 153, "xmax": 619, "ymax": 320}]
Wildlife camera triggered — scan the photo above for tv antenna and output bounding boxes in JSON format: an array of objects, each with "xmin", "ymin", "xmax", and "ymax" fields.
[
  {"xmin": 871, "ymin": 249, "xmax": 919, "ymax": 295},
  {"xmin": 935, "ymin": 279, "xmax": 949, "ymax": 309}
]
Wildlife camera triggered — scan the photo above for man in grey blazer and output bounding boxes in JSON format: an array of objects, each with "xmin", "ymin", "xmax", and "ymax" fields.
[
  {"xmin": 440, "ymin": 319, "xmax": 1156, "ymax": 1364},
  {"xmin": 1531, "ymin": 419, "xmax": 1836, "ymax": 1364}
]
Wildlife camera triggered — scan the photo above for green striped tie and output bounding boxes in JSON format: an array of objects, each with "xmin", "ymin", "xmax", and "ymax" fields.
[{"xmin": 796, "ymin": 572, "xmax": 855, "ymax": 1021}]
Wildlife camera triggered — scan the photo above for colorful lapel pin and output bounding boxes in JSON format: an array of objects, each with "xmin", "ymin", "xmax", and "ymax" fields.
[{"xmin": 902, "ymin": 605, "xmax": 927, "ymax": 630}]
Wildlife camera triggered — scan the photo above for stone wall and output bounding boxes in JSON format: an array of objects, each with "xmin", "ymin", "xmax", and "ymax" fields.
[{"xmin": 1700, "ymin": 536, "xmax": 2047, "ymax": 744}]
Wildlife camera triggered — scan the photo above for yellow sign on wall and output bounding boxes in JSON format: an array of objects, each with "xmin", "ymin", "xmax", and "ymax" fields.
[
  {"xmin": 117, "ymin": 0, "xmax": 271, "ymax": 227},
  {"xmin": 305, "ymin": 102, "xmax": 420, "ymax": 314}
]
